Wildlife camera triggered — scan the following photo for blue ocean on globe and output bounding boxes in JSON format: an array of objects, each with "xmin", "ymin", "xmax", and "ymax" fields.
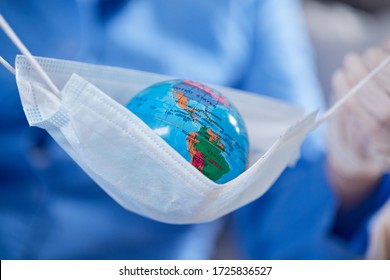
[{"xmin": 126, "ymin": 79, "xmax": 249, "ymax": 184}]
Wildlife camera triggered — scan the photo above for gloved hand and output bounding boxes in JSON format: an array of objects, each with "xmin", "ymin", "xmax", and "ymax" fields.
[
  {"xmin": 327, "ymin": 43, "xmax": 390, "ymax": 208},
  {"xmin": 367, "ymin": 198, "xmax": 390, "ymax": 259}
]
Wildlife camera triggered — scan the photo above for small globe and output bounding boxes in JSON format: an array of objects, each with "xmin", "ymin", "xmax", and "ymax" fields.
[{"xmin": 126, "ymin": 79, "xmax": 249, "ymax": 184}]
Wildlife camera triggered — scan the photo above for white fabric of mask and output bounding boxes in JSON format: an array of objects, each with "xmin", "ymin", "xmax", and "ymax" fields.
[{"xmin": 15, "ymin": 55, "xmax": 317, "ymax": 224}]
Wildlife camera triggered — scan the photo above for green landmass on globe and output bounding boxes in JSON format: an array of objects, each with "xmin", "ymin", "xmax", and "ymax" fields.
[
  {"xmin": 126, "ymin": 79, "xmax": 249, "ymax": 184},
  {"xmin": 187, "ymin": 126, "xmax": 230, "ymax": 181}
]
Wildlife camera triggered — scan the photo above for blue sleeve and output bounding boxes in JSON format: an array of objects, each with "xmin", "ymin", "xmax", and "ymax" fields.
[
  {"xmin": 232, "ymin": 155, "xmax": 362, "ymax": 259},
  {"xmin": 331, "ymin": 174, "xmax": 390, "ymax": 255}
]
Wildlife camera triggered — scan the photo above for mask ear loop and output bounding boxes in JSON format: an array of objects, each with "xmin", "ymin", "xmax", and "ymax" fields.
[
  {"xmin": 313, "ymin": 56, "xmax": 390, "ymax": 129},
  {"xmin": 0, "ymin": 56, "xmax": 15, "ymax": 75},
  {"xmin": 0, "ymin": 14, "xmax": 61, "ymax": 98}
]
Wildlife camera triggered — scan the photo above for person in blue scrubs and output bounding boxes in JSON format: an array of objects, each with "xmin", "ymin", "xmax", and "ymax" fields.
[{"xmin": 0, "ymin": 0, "xmax": 388, "ymax": 259}]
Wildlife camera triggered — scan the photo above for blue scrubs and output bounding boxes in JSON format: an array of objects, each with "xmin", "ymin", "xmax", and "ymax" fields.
[{"xmin": 0, "ymin": 0, "xmax": 387, "ymax": 259}]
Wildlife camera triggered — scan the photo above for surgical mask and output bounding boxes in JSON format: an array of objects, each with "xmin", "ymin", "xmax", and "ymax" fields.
[
  {"xmin": 13, "ymin": 55, "xmax": 316, "ymax": 224},
  {"xmin": 5, "ymin": 15, "xmax": 384, "ymax": 224}
]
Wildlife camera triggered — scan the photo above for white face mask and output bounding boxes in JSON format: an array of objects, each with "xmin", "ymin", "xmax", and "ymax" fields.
[
  {"xmin": 14, "ymin": 55, "xmax": 317, "ymax": 224},
  {"xmin": 4, "ymin": 14, "xmax": 385, "ymax": 224}
]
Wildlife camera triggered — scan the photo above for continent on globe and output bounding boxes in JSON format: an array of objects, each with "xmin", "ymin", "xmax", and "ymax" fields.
[
  {"xmin": 126, "ymin": 79, "xmax": 249, "ymax": 184},
  {"xmin": 187, "ymin": 127, "xmax": 230, "ymax": 181}
]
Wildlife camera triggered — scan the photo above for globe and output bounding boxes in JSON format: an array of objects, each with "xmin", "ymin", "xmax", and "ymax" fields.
[{"xmin": 126, "ymin": 79, "xmax": 249, "ymax": 184}]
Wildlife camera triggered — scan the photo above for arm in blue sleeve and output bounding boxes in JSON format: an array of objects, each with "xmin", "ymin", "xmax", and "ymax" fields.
[
  {"xmin": 232, "ymin": 155, "xmax": 361, "ymax": 259},
  {"xmin": 331, "ymin": 174, "xmax": 390, "ymax": 255}
]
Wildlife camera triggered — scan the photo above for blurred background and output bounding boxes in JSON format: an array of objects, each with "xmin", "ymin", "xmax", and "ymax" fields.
[{"xmin": 303, "ymin": 0, "xmax": 390, "ymax": 104}]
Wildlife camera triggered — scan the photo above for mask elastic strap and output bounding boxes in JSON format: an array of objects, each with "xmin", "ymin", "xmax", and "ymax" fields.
[
  {"xmin": 0, "ymin": 14, "xmax": 61, "ymax": 98},
  {"xmin": 314, "ymin": 56, "xmax": 390, "ymax": 129},
  {"xmin": 0, "ymin": 56, "xmax": 15, "ymax": 75}
]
